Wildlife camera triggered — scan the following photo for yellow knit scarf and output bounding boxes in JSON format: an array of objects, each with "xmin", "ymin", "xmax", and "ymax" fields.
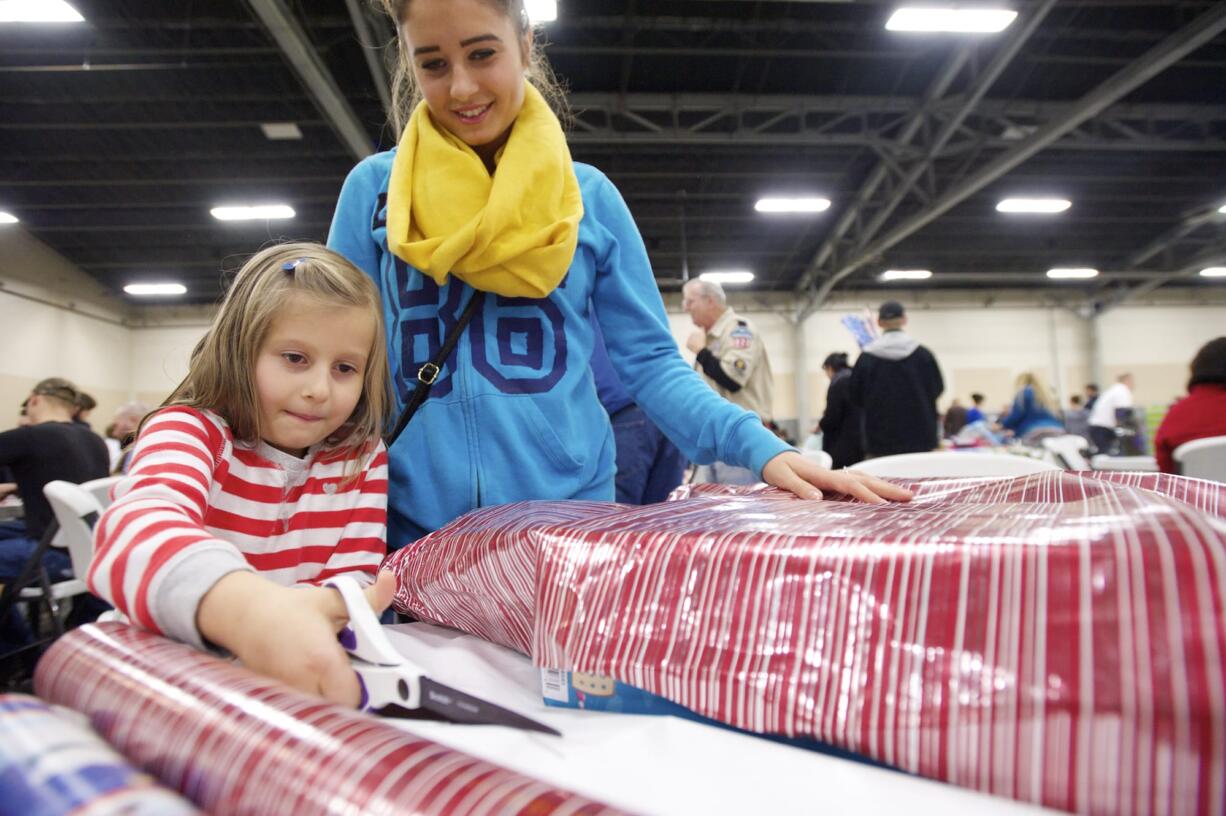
[{"xmin": 385, "ymin": 84, "xmax": 583, "ymax": 299}]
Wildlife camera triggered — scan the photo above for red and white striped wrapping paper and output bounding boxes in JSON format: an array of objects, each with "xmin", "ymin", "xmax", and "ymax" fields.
[
  {"xmin": 33, "ymin": 623, "xmax": 621, "ymax": 816},
  {"xmin": 386, "ymin": 472, "xmax": 1226, "ymax": 815}
]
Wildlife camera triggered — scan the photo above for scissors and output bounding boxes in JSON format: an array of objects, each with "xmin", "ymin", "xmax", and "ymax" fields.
[{"xmin": 327, "ymin": 575, "xmax": 560, "ymax": 736}]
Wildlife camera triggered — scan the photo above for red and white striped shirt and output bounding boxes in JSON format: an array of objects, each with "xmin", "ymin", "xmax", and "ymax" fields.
[{"xmin": 89, "ymin": 406, "xmax": 388, "ymax": 649}]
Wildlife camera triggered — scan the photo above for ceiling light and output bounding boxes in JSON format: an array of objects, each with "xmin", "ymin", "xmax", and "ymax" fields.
[
  {"xmin": 0, "ymin": 211, "xmax": 18, "ymax": 224},
  {"xmin": 210, "ymin": 204, "xmax": 295, "ymax": 221},
  {"xmin": 1200, "ymin": 267, "xmax": 1226, "ymax": 278},
  {"xmin": 260, "ymin": 122, "xmax": 303, "ymax": 141},
  {"xmin": 886, "ymin": 7, "xmax": 1017, "ymax": 33},
  {"xmin": 525, "ymin": 0, "xmax": 557, "ymax": 23},
  {"xmin": 1046, "ymin": 267, "xmax": 1099, "ymax": 280},
  {"xmin": 0, "ymin": 0, "xmax": 84, "ymax": 22},
  {"xmin": 754, "ymin": 197, "xmax": 832, "ymax": 214},
  {"xmin": 996, "ymin": 198, "xmax": 1071, "ymax": 214},
  {"xmin": 1219, "ymin": 204, "xmax": 1226, "ymax": 214},
  {"xmin": 124, "ymin": 282, "xmax": 187, "ymax": 297},
  {"xmin": 699, "ymin": 270, "xmax": 755, "ymax": 285},
  {"xmin": 880, "ymin": 269, "xmax": 933, "ymax": 281}
]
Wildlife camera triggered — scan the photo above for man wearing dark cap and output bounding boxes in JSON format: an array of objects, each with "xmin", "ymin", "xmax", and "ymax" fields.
[
  {"xmin": 0, "ymin": 377, "xmax": 109, "ymax": 584},
  {"xmin": 849, "ymin": 301, "xmax": 945, "ymax": 457}
]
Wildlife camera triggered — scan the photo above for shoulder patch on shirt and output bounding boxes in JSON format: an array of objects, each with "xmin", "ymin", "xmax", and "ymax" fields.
[{"xmin": 730, "ymin": 325, "xmax": 753, "ymax": 349}]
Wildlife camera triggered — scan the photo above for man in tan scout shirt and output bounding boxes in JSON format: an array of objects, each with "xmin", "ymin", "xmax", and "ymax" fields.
[{"xmin": 682, "ymin": 278, "xmax": 775, "ymax": 484}]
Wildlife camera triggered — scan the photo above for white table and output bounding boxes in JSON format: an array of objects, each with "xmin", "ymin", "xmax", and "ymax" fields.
[
  {"xmin": 0, "ymin": 498, "xmax": 22, "ymax": 522},
  {"xmin": 382, "ymin": 623, "xmax": 1050, "ymax": 816}
]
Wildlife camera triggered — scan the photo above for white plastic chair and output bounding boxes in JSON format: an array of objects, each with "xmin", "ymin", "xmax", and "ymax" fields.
[
  {"xmin": 1041, "ymin": 435, "xmax": 1091, "ymax": 470},
  {"xmin": 15, "ymin": 481, "xmax": 105, "ymax": 634},
  {"xmin": 1173, "ymin": 435, "xmax": 1226, "ymax": 482},
  {"xmin": 848, "ymin": 451, "xmax": 1061, "ymax": 478},
  {"xmin": 1090, "ymin": 454, "xmax": 1159, "ymax": 473},
  {"xmin": 80, "ymin": 475, "xmax": 123, "ymax": 510},
  {"xmin": 800, "ymin": 448, "xmax": 834, "ymax": 469}
]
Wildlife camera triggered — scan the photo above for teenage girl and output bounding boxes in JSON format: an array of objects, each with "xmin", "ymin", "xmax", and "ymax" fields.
[
  {"xmin": 328, "ymin": 0, "xmax": 910, "ymax": 548},
  {"xmin": 89, "ymin": 243, "xmax": 396, "ymax": 706}
]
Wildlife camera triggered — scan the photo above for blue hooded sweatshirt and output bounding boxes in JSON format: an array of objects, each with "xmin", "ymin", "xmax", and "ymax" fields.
[{"xmin": 329, "ymin": 152, "xmax": 789, "ymax": 546}]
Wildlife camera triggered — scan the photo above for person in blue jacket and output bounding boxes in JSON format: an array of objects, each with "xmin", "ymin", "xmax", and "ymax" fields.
[
  {"xmin": 997, "ymin": 371, "xmax": 1064, "ymax": 443},
  {"xmin": 328, "ymin": 0, "xmax": 909, "ymax": 547},
  {"xmin": 589, "ymin": 318, "xmax": 686, "ymax": 505}
]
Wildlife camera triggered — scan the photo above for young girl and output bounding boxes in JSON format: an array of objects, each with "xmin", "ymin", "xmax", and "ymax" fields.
[
  {"xmin": 89, "ymin": 243, "xmax": 396, "ymax": 707},
  {"xmin": 327, "ymin": 0, "xmax": 909, "ymax": 549}
]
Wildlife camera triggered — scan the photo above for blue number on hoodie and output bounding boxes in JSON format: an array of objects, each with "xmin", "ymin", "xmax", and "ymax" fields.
[
  {"xmin": 470, "ymin": 295, "xmax": 568, "ymax": 394},
  {"xmin": 391, "ymin": 261, "xmax": 465, "ymax": 401}
]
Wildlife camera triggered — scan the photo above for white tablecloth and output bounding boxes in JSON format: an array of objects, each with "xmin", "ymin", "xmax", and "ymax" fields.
[{"xmin": 383, "ymin": 623, "xmax": 1050, "ymax": 816}]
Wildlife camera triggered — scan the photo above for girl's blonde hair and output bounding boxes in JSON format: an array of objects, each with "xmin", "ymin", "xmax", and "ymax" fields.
[
  {"xmin": 162, "ymin": 242, "xmax": 392, "ymax": 459},
  {"xmin": 378, "ymin": 0, "xmax": 570, "ymax": 138},
  {"xmin": 1014, "ymin": 371, "xmax": 1059, "ymax": 416}
]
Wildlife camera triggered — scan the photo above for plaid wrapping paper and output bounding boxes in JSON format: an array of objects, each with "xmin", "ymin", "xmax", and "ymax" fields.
[
  {"xmin": 32, "ymin": 623, "xmax": 621, "ymax": 816},
  {"xmin": 0, "ymin": 694, "xmax": 199, "ymax": 816},
  {"xmin": 386, "ymin": 472, "xmax": 1226, "ymax": 815}
]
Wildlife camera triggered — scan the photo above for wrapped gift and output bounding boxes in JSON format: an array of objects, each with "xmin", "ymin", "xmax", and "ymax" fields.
[{"xmin": 386, "ymin": 472, "xmax": 1226, "ymax": 815}]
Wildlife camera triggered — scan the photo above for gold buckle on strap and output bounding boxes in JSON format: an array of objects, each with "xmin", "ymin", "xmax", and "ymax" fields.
[{"xmin": 417, "ymin": 362, "xmax": 441, "ymax": 385}]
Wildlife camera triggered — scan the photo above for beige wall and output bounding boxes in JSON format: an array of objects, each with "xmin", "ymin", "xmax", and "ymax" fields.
[
  {"xmin": 0, "ymin": 229, "xmax": 134, "ymax": 432},
  {"xmin": 2, "ymin": 224, "xmax": 1223, "ymax": 441},
  {"xmin": 129, "ymin": 323, "xmax": 212, "ymax": 407}
]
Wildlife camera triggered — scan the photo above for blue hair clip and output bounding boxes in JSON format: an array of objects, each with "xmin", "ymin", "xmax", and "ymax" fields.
[{"xmin": 282, "ymin": 258, "xmax": 307, "ymax": 273}]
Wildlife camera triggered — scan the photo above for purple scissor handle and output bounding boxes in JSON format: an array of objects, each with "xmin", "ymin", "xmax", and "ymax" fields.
[{"xmin": 326, "ymin": 575, "xmax": 560, "ymax": 735}]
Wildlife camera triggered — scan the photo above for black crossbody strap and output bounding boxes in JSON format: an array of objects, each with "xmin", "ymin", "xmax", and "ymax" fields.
[{"xmin": 385, "ymin": 289, "xmax": 486, "ymax": 446}]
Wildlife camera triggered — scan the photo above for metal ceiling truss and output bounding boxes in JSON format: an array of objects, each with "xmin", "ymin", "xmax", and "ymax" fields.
[
  {"xmin": 788, "ymin": 0, "xmax": 1056, "ymax": 305},
  {"xmin": 563, "ymin": 94, "xmax": 1226, "ymax": 152},
  {"xmin": 791, "ymin": 0, "xmax": 1226, "ymax": 317},
  {"xmin": 244, "ymin": 0, "xmax": 372, "ymax": 160},
  {"xmin": 1090, "ymin": 203, "xmax": 1226, "ymax": 311}
]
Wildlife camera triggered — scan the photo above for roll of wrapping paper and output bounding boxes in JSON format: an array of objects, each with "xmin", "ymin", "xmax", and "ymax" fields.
[
  {"xmin": 0, "ymin": 694, "xmax": 199, "ymax": 816},
  {"xmin": 33, "ymin": 623, "xmax": 621, "ymax": 816}
]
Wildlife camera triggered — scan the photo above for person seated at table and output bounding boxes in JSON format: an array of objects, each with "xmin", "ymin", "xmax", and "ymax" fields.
[
  {"xmin": 1154, "ymin": 336, "xmax": 1226, "ymax": 474},
  {"xmin": 965, "ymin": 392, "xmax": 986, "ymax": 425},
  {"xmin": 0, "ymin": 378, "xmax": 110, "ymax": 653},
  {"xmin": 942, "ymin": 399, "xmax": 969, "ymax": 438},
  {"xmin": 996, "ymin": 371, "xmax": 1064, "ymax": 444},
  {"xmin": 103, "ymin": 401, "xmax": 149, "ymax": 473},
  {"xmin": 0, "ymin": 378, "xmax": 109, "ymax": 561},
  {"xmin": 72, "ymin": 391, "xmax": 97, "ymax": 427}
]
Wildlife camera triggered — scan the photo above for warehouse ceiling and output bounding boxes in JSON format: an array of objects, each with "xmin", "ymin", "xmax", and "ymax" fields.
[{"xmin": 2, "ymin": 0, "xmax": 1225, "ymax": 311}]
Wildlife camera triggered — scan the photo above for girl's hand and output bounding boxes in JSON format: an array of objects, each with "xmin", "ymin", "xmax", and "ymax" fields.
[
  {"xmin": 198, "ymin": 570, "xmax": 398, "ymax": 707},
  {"xmin": 761, "ymin": 451, "xmax": 913, "ymax": 504}
]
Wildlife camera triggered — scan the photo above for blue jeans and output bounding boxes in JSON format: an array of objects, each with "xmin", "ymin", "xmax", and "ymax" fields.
[
  {"xmin": 1, "ymin": 526, "xmax": 73, "ymax": 656},
  {"xmin": 610, "ymin": 405, "xmax": 687, "ymax": 505},
  {"xmin": 0, "ymin": 530, "xmax": 73, "ymax": 583}
]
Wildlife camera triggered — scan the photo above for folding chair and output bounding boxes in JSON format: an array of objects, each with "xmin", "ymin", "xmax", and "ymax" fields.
[
  {"xmin": 80, "ymin": 475, "xmax": 123, "ymax": 511},
  {"xmin": 0, "ymin": 481, "xmax": 104, "ymax": 658},
  {"xmin": 1173, "ymin": 435, "xmax": 1226, "ymax": 482},
  {"xmin": 1041, "ymin": 435, "xmax": 1091, "ymax": 470}
]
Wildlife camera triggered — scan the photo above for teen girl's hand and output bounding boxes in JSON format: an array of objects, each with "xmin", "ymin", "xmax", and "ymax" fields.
[
  {"xmin": 761, "ymin": 451, "xmax": 913, "ymax": 504},
  {"xmin": 197, "ymin": 570, "xmax": 398, "ymax": 707}
]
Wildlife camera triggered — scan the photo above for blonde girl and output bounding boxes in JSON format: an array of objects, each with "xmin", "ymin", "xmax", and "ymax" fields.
[
  {"xmin": 89, "ymin": 242, "xmax": 395, "ymax": 706},
  {"xmin": 328, "ymin": 0, "xmax": 910, "ymax": 549}
]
